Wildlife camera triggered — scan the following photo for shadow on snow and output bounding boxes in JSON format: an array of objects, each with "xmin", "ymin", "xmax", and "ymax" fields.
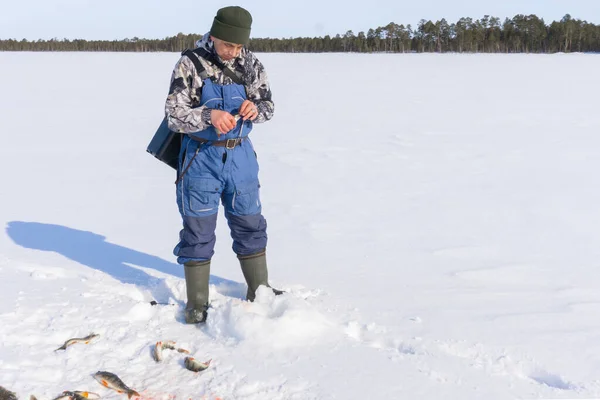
[{"xmin": 5, "ymin": 221, "xmax": 246, "ymax": 304}]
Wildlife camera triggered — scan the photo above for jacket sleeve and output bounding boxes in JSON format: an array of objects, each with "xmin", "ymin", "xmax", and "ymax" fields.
[
  {"xmin": 246, "ymin": 55, "xmax": 275, "ymax": 124},
  {"xmin": 164, "ymin": 56, "xmax": 213, "ymax": 133}
]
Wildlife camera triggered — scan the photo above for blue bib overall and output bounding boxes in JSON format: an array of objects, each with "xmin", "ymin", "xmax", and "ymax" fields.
[{"xmin": 174, "ymin": 79, "xmax": 267, "ymax": 264}]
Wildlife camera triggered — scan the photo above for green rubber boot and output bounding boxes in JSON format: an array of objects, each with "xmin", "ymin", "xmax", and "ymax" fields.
[
  {"xmin": 183, "ymin": 260, "xmax": 210, "ymax": 323},
  {"xmin": 238, "ymin": 250, "xmax": 283, "ymax": 302}
]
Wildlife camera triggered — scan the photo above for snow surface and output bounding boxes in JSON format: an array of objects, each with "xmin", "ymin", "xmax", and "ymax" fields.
[{"xmin": 1, "ymin": 52, "xmax": 600, "ymax": 399}]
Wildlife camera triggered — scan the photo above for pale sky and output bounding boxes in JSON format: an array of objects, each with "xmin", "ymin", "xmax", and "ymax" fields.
[{"xmin": 1, "ymin": 0, "xmax": 598, "ymax": 41}]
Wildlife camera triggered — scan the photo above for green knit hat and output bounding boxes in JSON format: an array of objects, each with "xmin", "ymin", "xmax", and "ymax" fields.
[{"xmin": 210, "ymin": 6, "xmax": 253, "ymax": 45}]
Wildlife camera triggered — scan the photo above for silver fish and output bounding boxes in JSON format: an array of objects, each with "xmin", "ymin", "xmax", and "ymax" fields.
[
  {"xmin": 161, "ymin": 341, "xmax": 177, "ymax": 350},
  {"xmin": 152, "ymin": 341, "xmax": 164, "ymax": 362},
  {"xmin": 0, "ymin": 387, "xmax": 18, "ymax": 400},
  {"xmin": 152, "ymin": 340, "xmax": 189, "ymax": 361},
  {"xmin": 184, "ymin": 357, "xmax": 212, "ymax": 372},
  {"xmin": 51, "ymin": 392, "xmax": 74, "ymax": 400},
  {"xmin": 51, "ymin": 391, "xmax": 100, "ymax": 400},
  {"xmin": 161, "ymin": 341, "xmax": 190, "ymax": 354},
  {"xmin": 73, "ymin": 392, "xmax": 101, "ymax": 400},
  {"xmin": 93, "ymin": 371, "xmax": 139, "ymax": 399},
  {"xmin": 55, "ymin": 333, "xmax": 100, "ymax": 351}
]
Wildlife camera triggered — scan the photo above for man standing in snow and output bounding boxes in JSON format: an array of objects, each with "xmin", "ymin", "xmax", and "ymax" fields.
[{"xmin": 165, "ymin": 6, "xmax": 280, "ymax": 324}]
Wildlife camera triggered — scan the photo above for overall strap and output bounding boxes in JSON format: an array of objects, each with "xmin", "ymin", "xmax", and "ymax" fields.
[{"xmin": 174, "ymin": 49, "xmax": 210, "ymax": 185}]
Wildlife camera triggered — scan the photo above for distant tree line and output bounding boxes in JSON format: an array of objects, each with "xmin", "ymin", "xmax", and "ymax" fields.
[{"xmin": 1, "ymin": 14, "xmax": 598, "ymax": 53}]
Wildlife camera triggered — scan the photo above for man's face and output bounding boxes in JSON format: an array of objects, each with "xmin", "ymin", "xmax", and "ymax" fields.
[{"xmin": 211, "ymin": 36, "xmax": 244, "ymax": 61}]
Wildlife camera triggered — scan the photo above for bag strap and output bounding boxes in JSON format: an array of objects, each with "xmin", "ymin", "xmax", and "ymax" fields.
[
  {"xmin": 174, "ymin": 135, "xmax": 201, "ymax": 185},
  {"xmin": 173, "ymin": 50, "xmax": 207, "ymax": 185},
  {"xmin": 181, "ymin": 49, "xmax": 209, "ymax": 80},
  {"xmin": 192, "ymin": 47, "xmax": 245, "ymax": 85}
]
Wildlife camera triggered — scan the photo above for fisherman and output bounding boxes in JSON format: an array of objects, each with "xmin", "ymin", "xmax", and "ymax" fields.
[{"xmin": 165, "ymin": 6, "xmax": 281, "ymax": 324}]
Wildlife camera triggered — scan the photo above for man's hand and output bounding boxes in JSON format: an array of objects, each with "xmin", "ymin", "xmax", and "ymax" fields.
[
  {"xmin": 210, "ymin": 110, "xmax": 237, "ymax": 135},
  {"xmin": 239, "ymin": 100, "xmax": 259, "ymax": 121}
]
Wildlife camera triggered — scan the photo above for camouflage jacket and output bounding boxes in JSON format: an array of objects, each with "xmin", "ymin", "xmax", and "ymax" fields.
[{"xmin": 165, "ymin": 33, "xmax": 274, "ymax": 134}]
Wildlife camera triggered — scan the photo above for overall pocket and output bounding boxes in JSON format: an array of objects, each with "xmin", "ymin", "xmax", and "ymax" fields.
[
  {"xmin": 188, "ymin": 177, "xmax": 222, "ymax": 213},
  {"xmin": 232, "ymin": 181, "xmax": 261, "ymax": 215}
]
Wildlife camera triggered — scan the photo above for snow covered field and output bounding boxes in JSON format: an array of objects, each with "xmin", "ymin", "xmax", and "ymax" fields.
[{"xmin": 1, "ymin": 52, "xmax": 599, "ymax": 399}]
